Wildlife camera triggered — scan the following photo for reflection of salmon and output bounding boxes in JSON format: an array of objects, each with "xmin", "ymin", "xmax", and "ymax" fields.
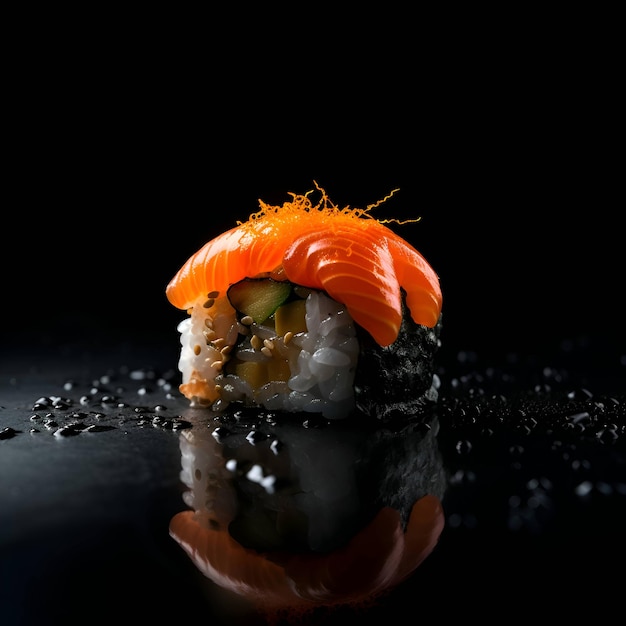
[
  {"xmin": 166, "ymin": 187, "xmax": 442, "ymax": 347},
  {"xmin": 169, "ymin": 511, "xmax": 295, "ymax": 609},
  {"xmin": 169, "ymin": 495, "xmax": 444, "ymax": 617},
  {"xmin": 279, "ymin": 495, "xmax": 444, "ymax": 604}
]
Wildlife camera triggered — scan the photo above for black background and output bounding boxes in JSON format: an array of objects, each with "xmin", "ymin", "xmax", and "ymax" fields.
[{"xmin": 3, "ymin": 20, "xmax": 623, "ymax": 384}]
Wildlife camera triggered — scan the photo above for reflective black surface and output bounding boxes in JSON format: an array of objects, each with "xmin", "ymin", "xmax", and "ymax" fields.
[{"xmin": 2, "ymin": 335, "xmax": 624, "ymax": 625}]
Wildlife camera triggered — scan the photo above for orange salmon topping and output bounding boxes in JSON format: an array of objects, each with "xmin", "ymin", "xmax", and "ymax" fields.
[{"xmin": 166, "ymin": 184, "xmax": 442, "ymax": 347}]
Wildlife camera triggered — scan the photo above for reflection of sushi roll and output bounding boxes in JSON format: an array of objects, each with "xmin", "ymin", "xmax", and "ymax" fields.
[
  {"xmin": 166, "ymin": 185, "xmax": 443, "ymax": 420},
  {"xmin": 169, "ymin": 416, "xmax": 446, "ymax": 617}
]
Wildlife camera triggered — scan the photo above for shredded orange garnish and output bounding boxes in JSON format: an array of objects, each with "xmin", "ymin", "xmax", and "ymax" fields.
[{"xmin": 237, "ymin": 181, "xmax": 421, "ymax": 228}]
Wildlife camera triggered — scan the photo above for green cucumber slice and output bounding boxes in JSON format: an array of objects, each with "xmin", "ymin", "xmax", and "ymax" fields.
[{"xmin": 227, "ymin": 278, "xmax": 293, "ymax": 323}]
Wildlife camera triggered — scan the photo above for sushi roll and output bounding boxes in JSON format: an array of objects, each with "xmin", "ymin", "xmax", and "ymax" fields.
[{"xmin": 165, "ymin": 185, "xmax": 443, "ymax": 421}]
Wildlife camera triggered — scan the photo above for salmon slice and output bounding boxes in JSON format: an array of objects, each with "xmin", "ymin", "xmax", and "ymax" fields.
[
  {"xmin": 166, "ymin": 224, "xmax": 285, "ymax": 310},
  {"xmin": 166, "ymin": 187, "xmax": 442, "ymax": 346},
  {"xmin": 282, "ymin": 226, "xmax": 403, "ymax": 347}
]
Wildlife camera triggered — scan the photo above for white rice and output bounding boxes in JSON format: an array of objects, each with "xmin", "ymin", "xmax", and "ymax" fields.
[{"xmin": 177, "ymin": 290, "xmax": 359, "ymax": 419}]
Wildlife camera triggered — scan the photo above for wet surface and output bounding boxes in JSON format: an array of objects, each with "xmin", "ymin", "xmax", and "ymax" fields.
[{"xmin": 1, "ymin": 338, "xmax": 625, "ymax": 625}]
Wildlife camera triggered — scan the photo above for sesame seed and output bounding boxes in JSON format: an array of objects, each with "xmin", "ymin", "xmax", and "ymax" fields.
[
  {"xmin": 193, "ymin": 345, "xmax": 202, "ymax": 356},
  {"xmin": 207, "ymin": 291, "xmax": 220, "ymax": 299},
  {"xmin": 250, "ymin": 335, "xmax": 262, "ymax": 350},
  {"xmin": 263, "ymin": 339, "xmax": 275, "ymax": 350},
  {"xmin": 260, "ymin": 346, "xmax": 272, "ymax": 358},
  {"xmin": 203, "ymin": 298, "xmax": 215, "ymax": 309},
  {"xmin": 204, "ymin": 328, "xmax": 217, "ymax": 341},
  {"xmin": 211, "ymin": 361, "xmax": 224, "ymax": 371},
  {"xmin": 283, "ymin": 331, "xmax": 294, "ymax": 344},
  {"xmin": 213, "ymin": 337, "xmax": 226, "ymax": 349},
  {"xmin": 240, "ymin": 315, "xmax": 254, "ymax": 326}
]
